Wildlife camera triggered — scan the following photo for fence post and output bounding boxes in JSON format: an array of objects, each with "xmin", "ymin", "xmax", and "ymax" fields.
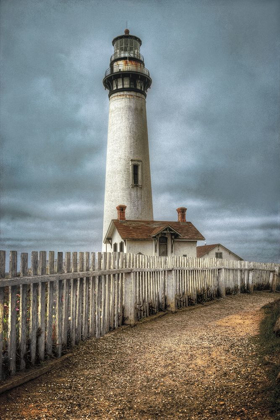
[
  {"xmin": 276, "ymin": 267, "xmax": 280, "ymax": 288},
  {"xmin": 38, "ymin": 251, "xmax": 46, "ymax": 361},
  {"xmin": 166, "ymin": 269, "xmax": 176, "ymax": 312},
  {"xmin": 0, "ymin": 250, "xmax": 5, "ymax": 380},
  {"xmin": 30, "ymin": 251, "xmax": 38, "ymax": 365},
  {"xmin": 8, "ymin": 252, "xmax": 17, "ymax": 376},
  {"xmin": 248, "ymin": 269, "xmax": 254, "ymax": 293},
  {"xmin": 218, "ymin": 268, "xmax": 225, "ymax": 298},
  {"xmin": 95, "ymin": 253, "xmax": 102, "ymax": 339},
  {"xmin": 269, "ymin": 271, "xmax": 274, "ymax": 292},
  {"xmin": 244, "ymin": 261, "xmax": 249, "ymax": 291},
  {"xmin": 237, "ymin": 261, "xmax": 241, "ymax": 293},
  {"xmin": 62, "ymin": 252, "xmax": 71, "ymax": 347},
  {"xmin": 46, "ymin": 251, "xmax": 55, "ymax": 356},
  {"xmin": 124, "ymin": 271, "xmax": 136, "ymax": 326},
  {"xmin": 56, "ymin": 252, "xmax": 64, "ymax": 357},
  {"xmin": 20, "ymin": 253, "xmax": 28, "ymax": 370},
  {"xmin": 271, "ymin": 267, "xmax": 280, "ymax": 292}
]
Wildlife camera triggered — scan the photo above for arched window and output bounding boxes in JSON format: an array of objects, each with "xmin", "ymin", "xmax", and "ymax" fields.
[
  {"xmin": 159, "ymin": 236, "xmax": 168, "ymax": 257},
  {"xmin": 113, "ymin": 243, "xmax": 118, "ymax": 252},
  {"xmin": 119, "ymin": 241, "xmax": 124, "ymax": 252}
]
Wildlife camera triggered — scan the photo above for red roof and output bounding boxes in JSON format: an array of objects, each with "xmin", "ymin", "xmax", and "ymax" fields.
[
  {"xmin": 197, "ymin": 244, "xmax": 220, "ymax": 258},
  {"xmin": 109, "ymin": 220, "xmax": 205, "ymax": 241}
]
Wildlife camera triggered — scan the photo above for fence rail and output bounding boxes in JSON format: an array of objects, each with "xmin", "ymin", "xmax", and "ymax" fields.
[{"xmin": 0, "ymin": 250, "xmax": 279, "ymax": 381}]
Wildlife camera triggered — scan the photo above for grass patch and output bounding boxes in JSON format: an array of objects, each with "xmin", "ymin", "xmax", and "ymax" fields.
[{"xmin": 257, "ymin": 299, "xmax": 280, "ymax": 418}]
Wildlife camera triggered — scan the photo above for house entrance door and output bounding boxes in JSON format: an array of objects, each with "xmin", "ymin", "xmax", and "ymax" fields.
[{"xmin": 159, "ymin": 236, "xmax": 168, "ymax": 256}]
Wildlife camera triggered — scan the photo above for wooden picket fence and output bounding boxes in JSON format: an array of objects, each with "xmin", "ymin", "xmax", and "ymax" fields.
[{"xmin": 0, "ymin": 250, "xmax": 279, "ymax": 381}]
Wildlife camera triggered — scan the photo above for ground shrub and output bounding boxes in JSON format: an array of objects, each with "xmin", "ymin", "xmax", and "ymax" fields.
[
  {"xmin": 254, "ymin": 282, "xmax": 270, "ymax": 291},
  {"xmin": 256, "ymin": 299, "xmax": 280, "ymax": 418}
]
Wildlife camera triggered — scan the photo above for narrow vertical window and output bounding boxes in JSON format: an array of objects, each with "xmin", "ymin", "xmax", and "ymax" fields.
[
  {"xmin": 119, "ymin": 241, "xmax": 124, "ymax": 252},
  {"xmin": 133, "ymin": 164, "xmax": 139, "ymax": 185},
  {"xmin": 113, "ymin": 243, "xmax": 117, "ymax": 252},
  {"xmin": 130, "ymin": 160, "xmax": 142, "ymax": 187}
]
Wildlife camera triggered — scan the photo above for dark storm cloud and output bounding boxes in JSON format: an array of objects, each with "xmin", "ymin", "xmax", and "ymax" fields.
[
  {"xmin": 146, "ymin": 1, "xmax": 280, "ymax": 260},
  {"xmin": 0, "ymin": 0, "xmax": 279, "ymax": 262}
]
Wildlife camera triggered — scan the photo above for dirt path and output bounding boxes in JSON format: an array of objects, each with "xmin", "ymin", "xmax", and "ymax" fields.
[{"xmin": 0, "ymin": 292, "xmax": 278, "ymax": 419}]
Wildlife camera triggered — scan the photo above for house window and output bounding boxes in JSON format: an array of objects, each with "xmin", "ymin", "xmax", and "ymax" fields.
[
  {"xmin": 119, "ymin": 241, "xmax": 124, "ymax": 252},
  {"xmin": 215, "ymin": 252, "xmax": 223, "ymax": 259},
  {"xmin": 113, "ymin": 243, "xmax": 118, "ymax": 252},
  {"xmin": 159, "ymin": 236, "xmax": 168, "ymax": 257},
  {"xmin": 130, "ymin": 160, "xmax": 142, "ymax": 187}
]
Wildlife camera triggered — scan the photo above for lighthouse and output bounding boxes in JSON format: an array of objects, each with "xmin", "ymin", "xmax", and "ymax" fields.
[{"xmin": 102, "ymin": 29, "xmax": 154, "ymax": 248}]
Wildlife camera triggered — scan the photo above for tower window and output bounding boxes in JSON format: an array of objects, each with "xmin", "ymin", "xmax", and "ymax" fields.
[
  {"xmin": 130, "ymin": 160, "xmax": 142, "ymax": 187},
  {"xmin": 133, "ymin": 164, "xmax": 139, "ymax": 185}
]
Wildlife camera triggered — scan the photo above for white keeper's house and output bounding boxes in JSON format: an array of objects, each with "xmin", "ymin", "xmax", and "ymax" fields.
[{"xmin": 103, "ymin": 205, "xmax": 205, "ymax": 257}]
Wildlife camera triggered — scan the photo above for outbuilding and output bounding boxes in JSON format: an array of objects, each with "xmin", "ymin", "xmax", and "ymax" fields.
[{"xmin": 197, "ymin": 243, "xmax": 243, "ymax": 261}]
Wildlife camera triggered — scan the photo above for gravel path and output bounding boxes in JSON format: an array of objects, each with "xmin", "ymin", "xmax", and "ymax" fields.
[{"xmin": 0, "ymin": 291, "xmax": 278, "ymax": 420}]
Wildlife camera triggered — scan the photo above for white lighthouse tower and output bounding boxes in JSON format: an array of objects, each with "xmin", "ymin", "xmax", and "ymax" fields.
[{"xmin": 102, "ymin": 29, "xmax": 153, "ymax": 247}]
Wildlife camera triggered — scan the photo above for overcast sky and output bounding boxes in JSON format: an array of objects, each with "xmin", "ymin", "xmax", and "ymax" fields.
[{"xmin": 0, "ymin": 0, "xmax": 279, "ymax": 263}]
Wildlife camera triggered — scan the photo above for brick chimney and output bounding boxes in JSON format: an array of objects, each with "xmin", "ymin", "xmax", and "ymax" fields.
[
  {"xmin": 176, "ymin": 207, "xmax": 187, "ymax": 223},
  {"xmin": 116, "ymin": 205, "xmax": 127, "ymax": 221}
]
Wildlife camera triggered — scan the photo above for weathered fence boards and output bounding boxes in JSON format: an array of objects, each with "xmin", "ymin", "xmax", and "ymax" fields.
[{"xmin": 0, "ymin": 250, "xmax": 279, "ymax": 381}]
